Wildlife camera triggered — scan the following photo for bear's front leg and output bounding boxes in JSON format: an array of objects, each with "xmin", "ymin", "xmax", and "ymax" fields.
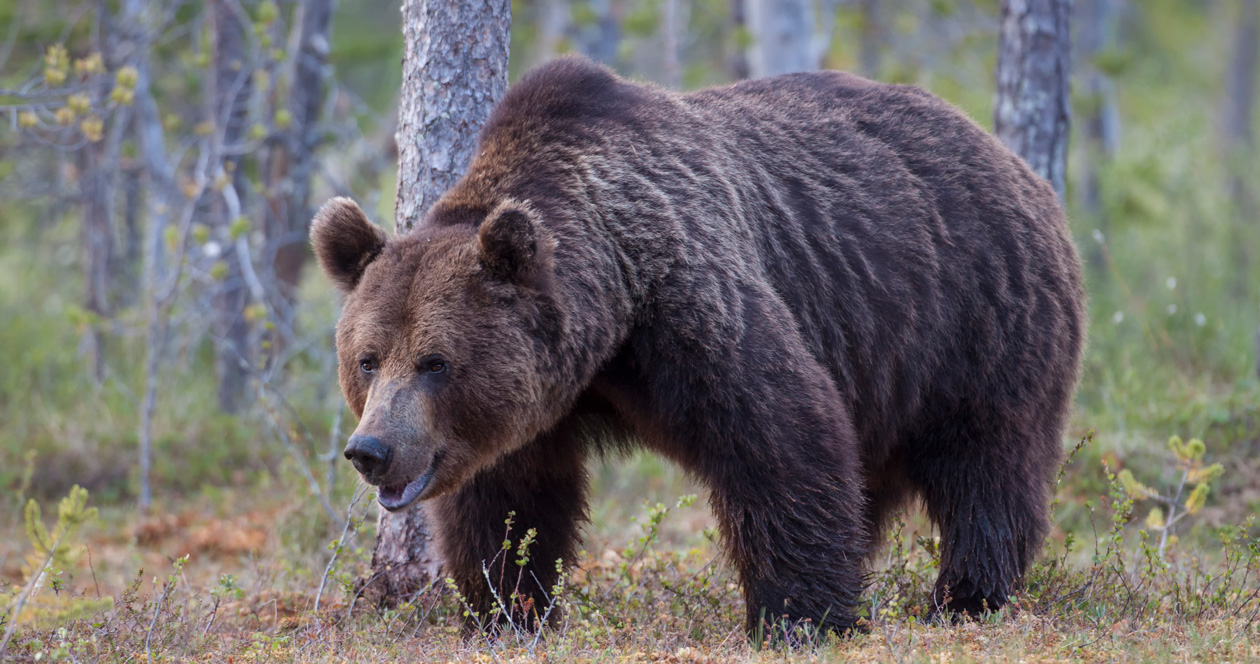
[
  {"xmin": 616, "ymin": 286, "xmax": 871, "ymax": 641},
  {"xmin": 427, "ymin": 416, "xmax": 590, "ymax": 632}
]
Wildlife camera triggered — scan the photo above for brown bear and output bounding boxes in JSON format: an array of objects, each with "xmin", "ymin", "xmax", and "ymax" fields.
[{"xmin": 312, "ymin": 56, "xmax": 1085, "ymax": 636}]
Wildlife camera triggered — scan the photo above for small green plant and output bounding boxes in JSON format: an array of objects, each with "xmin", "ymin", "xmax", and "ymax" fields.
[
  {"xmin": 0, "ymin": 486, "xmax": 105, "ymax": 658},
  {"xmin": 1118, "ymin": 435, "xmax": 1224, "ymax": 558}
]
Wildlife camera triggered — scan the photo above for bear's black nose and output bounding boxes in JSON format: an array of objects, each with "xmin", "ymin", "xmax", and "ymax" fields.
[{"xmin": 344, "ymin": 435, "xmax": 392, "ymax": 477}]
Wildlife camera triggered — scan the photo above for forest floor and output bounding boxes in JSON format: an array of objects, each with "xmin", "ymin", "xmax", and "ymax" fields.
[{"xmin": 6, "ymin": 450, "xmax": 1260, "ymax": 664}]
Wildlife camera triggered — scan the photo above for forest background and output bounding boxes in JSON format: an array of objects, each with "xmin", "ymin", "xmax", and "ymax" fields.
[{"xmin": 1, "ymin": 0, "xmax": 1259, "ymax": 661}]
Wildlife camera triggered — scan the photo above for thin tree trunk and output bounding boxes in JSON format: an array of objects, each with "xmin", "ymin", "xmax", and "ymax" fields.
[
  {"xmin": 574, "ymin": 0, "xmax": 621, "ymax": 67},
  {"xmin": 662, "ymin": 0, "xmax": 681, "ymax": 88},
  {"xmin": 858, "ymin": 0, "xmax": 884, "ymax": 78},
  {"xmin": 1078, "ymin": 0, "xmax": 1120, "ymax": 269},
  {"xmin": 78, "ymin": 140, "xmax": 112, "ymax": 382},
  {"xmin": 207, "ymin": 0, "xmax": 255, "ymax": 414},
  {"xmin": 534, "ymin": 0, "xmax": 569, "ymax": 65},
  {"xmin": 994, "ymin": 0, "xmax": 1072, "ymax": 201},
  {"xmin": 1223, "ymin": 0, "xmax": 1258, "ymax": 300},
  {"xmin": 266, "ymin": 0, "xmax": 336, "ymax": 353},
  {"xmin": 1221, "ymin": 0, "xmax": 1259, "ymax": 374},
  {"xmin": 728, "ymin": 0, "xmax": 750, "ymax": 80},
  {"xmin": 366, "ymin": 0, "xmax": 511, "ymax": 607},
  {"xmin": 124, "ymin": 0, "xmax": 176, "ymax": 514},
  {"xmin": 744, "ymin": 0, "xmax": 816, "ymax": 78},
  {"xmin": 79, "ymin": 3, "xmax": 128, "ymax": 383},
  {"xmin": 117, "ymin": 162, "xmax": 143, "ymax": 308}
]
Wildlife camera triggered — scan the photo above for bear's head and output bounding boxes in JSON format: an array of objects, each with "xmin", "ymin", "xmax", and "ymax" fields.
[{"xmin": 311, "ymin": 197, "xmax": 562, "ymax": 511}]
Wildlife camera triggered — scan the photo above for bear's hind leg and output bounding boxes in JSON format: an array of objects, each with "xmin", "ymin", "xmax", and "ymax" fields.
[{"xmin": 910, "ymin": 418, "xmax": 1057, "ymax": 617}]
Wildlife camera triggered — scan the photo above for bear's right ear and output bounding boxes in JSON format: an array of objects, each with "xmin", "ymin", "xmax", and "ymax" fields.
[{"xmin": 310, "ymin": 197, "xmax": 388, "ymax": 292}]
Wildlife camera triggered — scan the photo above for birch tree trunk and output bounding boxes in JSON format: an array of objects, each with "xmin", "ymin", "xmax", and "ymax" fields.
[
  {"xmin": 745, "ymin": 0, "xmax": 816, "ymax": 78},
  {"xmin": 365, "ymin": 0, "xmax": 511, "ymax": 606},
  {"xmin": 994, "ymin": 0, "xmax": 1072, "ymax": 201}
]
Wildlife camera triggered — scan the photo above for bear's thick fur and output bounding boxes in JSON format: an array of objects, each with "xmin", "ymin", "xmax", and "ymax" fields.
[{"xmin": 312, "ymin": 56, "xmax": 1086, "ymax": 635}]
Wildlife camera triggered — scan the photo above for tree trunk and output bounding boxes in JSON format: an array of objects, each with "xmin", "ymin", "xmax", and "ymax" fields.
[
  {"xmin": 727, "ymin": 0, "xmax": 750, "ymax": 80},
  {"xmin": 125, "ymin": 0, "xmax": 177, "ymax": 513},
  {"xmin": 1077, "ymin": 0, "xmax": 1119, "ymax": 214},
  {"xmin": 116, "ymin": 162, "xmax": 143, "ymax": 309},
  {"xmin": 1221, "ymin": 0, "xmax": 1259, "ymax": 374},
  {"xmin": 574, "ymin": 0, "xmax": 621, "ymax": 67},
  {"xmin": 534, "ymin": 0, "xmax": 569, "ymax": 65},
  {"xmin": 744, "ymin": 0, "xmax": 816, "ymax": 78},
  {"xmin": 78, "ymin": 140, "xmax": 113, "ymax": 383},
  {"xmin": 1077, "ymin": 0, "xmax": 1120, "ymax": 269},
  {"xmin": 1223, "ymin": 0, "xmax": 1258, "ymax": 300},
  {"xmin": 994, "ymin": 0, "xmax": 1072, "ymax": 201},
  {"xmin": 266, "ymin": 0, "xmax": 337, "ymax": 350},
  {"xmin": 662, "ymin": 0, "xmax": 681, "ymax": 88},
  {"xmin": 209, "ymin": 0, "xmax": 255, "ymax": 414},
  {"xmin": 858, "ymin": 0, "xmax": 884, "ymax": 78},
  {"xmin": 393, "ymin": 0, "xmax": 511, "ymax": 235},
  {"xmin": 365, "ymin": 0, "xmax": 511, "ymax": 607}
]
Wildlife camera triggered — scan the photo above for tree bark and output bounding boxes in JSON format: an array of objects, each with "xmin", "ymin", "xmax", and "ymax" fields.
[
  {"xmin": 1077, "ymin": 0, "xmax": 1120, "ymax": 269},
  {"xmin": 365, "ymin": 0, "xmax": 511, "ymax": 606},
  {"xmin": 393, "ymin": 0, "xmax": 511, "ymax": 235},
  {"xmin": 994, "ymin": 0, "xmax": 1072, "ymax": 201},
  {"xmin": 209, "ymin": 0, "xmax": 255, "ymax": 414},
  {"xmin": 744, "ymin": 0, "xmax": 816, "ymax": 78},
  {"xmin": 266, "ymin": 0, "xmax": 337, "ymax": 350}
]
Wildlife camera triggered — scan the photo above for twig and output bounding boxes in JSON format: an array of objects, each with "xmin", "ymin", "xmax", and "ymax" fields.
[
  {"xmin": 145, "ymin": 578, "xmax": 173, "ymax": 664},
  {"xmin": 261, "ymin": 401, "xmax": 338, "ymax": 522},
  {"xmin": 0, "ymin": 530, "xmax": 70, "ymax": 658},
  {"xmin": 315, "ymin": 486, "xmax": 367, "ymax": 612}
]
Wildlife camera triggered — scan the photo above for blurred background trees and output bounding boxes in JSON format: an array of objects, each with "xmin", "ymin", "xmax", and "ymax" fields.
[{"xmin": 0, "ymin": 0, "xmax": 1257, "ymax": 603}]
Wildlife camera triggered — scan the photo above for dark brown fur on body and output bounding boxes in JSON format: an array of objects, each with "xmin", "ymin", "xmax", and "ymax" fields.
[{"xmin": 312, "ymin": 56, "xmax": 1086, "ymax": 636}]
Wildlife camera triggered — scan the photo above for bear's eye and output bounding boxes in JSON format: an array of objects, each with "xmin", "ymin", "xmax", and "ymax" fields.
[
  {"xmin": 359, "ymin": 357, "xmax": 378, "ymax": 374},
  {"xmin": 420, "ymin": 356, "xmax": 447, "ymax": 375}
]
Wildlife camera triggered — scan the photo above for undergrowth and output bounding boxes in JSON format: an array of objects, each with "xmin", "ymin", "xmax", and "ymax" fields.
[{"xmin": 6, "ymin": 432, "xmax": 1260, "ymax": 662}]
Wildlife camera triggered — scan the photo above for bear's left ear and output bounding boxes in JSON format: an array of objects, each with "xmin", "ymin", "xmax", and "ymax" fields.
[
  {"xmin": 310, "ymin": 197, "xmax": 389, "ymax": 292},
  {"xmin": 478, "ymin": 201, "xmax": 554, "ymax": 286}
]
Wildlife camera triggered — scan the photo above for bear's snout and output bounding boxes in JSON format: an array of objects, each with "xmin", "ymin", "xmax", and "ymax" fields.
[{"xmin": 344, "ymin": 434, "xmax": 392, "ymax": 478}]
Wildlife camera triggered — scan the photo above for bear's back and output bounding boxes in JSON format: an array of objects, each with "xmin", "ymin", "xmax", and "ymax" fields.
[{"xmin": 674, "ymin": 69, "xmax": 1082, "ymax": 447}]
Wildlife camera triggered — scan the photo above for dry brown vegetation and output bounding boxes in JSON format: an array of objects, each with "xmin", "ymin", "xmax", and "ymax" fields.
[{"xmin": 7, "ymin": 436, "xmax": 1260, "ymax": 663}]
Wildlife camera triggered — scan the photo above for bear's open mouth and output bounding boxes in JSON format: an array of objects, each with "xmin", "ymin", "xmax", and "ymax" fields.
[{"xmin": 377, "ymin": 464, "xmax": 437, "ymax": 512}]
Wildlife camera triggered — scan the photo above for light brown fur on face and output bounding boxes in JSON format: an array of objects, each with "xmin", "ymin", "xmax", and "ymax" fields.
[{"xmin": 316, "ymin": 198, "xmax": 562, "ymax": 503}]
